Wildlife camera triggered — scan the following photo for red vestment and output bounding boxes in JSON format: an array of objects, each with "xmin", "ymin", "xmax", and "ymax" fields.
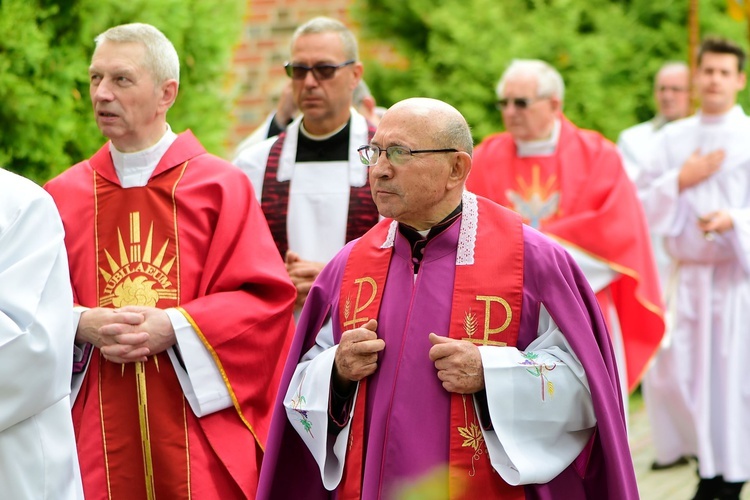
[
  {"xmin": 45, "ymin": 131, "xmax": 296, "ymax": 499},
  {"xmin": 467, "ymin": 117, "xmax": 664, "ymax": 391}
]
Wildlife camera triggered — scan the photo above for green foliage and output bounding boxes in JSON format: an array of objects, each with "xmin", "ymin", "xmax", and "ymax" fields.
[
  {"xmin": 353, "ymin": 0, "xmax": 749, "ymax": 144},
  {"xmin": 0, "ymin": 0, "xmax": 244, "ymax": 183}
]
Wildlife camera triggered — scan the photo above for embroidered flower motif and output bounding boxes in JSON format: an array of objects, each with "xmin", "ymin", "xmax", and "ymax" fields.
[
  {"xmin": 458, "ymin": 422, "xmax": 484, "ymax": 451},
  {"xmin": 113, "ymin": 276, "xmax": 159, "ymax": 307},
  {"xmin": 291, "ymin": 393, "xmax": 314, "ymax": 438},
  {"xmin": 519, "ymin": 351, "xmax": 557, "ymax": 401},
  {"xmin": 291, "ymin": 372, "xmax": 314, "ymax": 439}
]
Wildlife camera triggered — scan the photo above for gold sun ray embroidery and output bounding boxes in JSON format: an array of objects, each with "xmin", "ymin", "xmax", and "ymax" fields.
[
  {"xmin": 98, "ymin": 211, "xmax": 176, "ymax": 309},
  {"xmin": 143, "ymin": 222, "xmax": 154, "ymax": 263},
  {"xmin": 506, "ymin": 165, "xmax": 560, "ymax": 229}
]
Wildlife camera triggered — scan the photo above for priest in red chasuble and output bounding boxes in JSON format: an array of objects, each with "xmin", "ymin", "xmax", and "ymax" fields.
[
  {"xmin": 467, "ymin": 59, "xmax": 665, "ymax": 401},
  {"xmin": 44, "ymin": 23, "xmax": 296, "ymax": 499}
]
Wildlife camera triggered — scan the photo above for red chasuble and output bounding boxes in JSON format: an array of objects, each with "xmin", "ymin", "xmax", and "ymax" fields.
[
  {"xmin": 45, "ymin": 131, "xmax": 296, "ymax": 499},
  {"xmin": 337, "ymin": 199, "xmax": 526, "ymax": 499},
  {"xmin": 467, "ymin": 117, "xmax": 664, "ymax": 391}
]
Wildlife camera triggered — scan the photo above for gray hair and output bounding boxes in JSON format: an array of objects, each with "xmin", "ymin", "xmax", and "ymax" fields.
[
  {"xmin": 655, "ymin": 61, "xmax": 689, "ymax": 83},
  {"xmin": 496, "ymin": 59, "xmax": 565, "ymax": 103},
  {"xmin": 95, "ymin": 23, "xmax": 180, "ymax": 85},
  {"xmin": 441, "ymin": 114, "xmax": 474, "ymax": 156},
  {"xmin": 290, "ymin": 17, "xmax": 359, "ymax": 61}
]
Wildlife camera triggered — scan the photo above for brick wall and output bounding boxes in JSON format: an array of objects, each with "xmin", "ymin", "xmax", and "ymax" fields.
[{"xmin": 227, "ymin": 0, "xmax": 356, "ymax": 154}]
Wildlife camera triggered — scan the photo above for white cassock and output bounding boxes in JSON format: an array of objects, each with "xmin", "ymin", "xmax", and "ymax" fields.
[
  {"xmin": 0, "ymin": 169, "xmax": 84, "ymax": 499},
  {"xmin": 637, "ymin": 105, "xmax": 750, "ymax": 481},
  {"xmin": 617, "ymin": 117, "xmax": 673, "ymax": 289}
]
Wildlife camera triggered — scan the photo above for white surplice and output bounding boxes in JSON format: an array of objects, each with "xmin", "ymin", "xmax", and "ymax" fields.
[
  {"xmin": 0, "ymin": 169, "xmax": 83, "ymax": 499},
  {"xmin": 637, "ymin": 105, "xmax": 750, "ymax": 481},
  {"xmin": 617, "ymin": 117, "xmax": 673, "ymax": 289},
  {"xmin": 233, "ymin": 109, "xmax": 371, "ymax": 264}
]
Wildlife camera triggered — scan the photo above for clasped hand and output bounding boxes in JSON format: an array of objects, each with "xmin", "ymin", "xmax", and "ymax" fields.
[
  {"xmin": 332, "ymin": 321, "xmax": 485, "ymax": 395},
  {"xmin": 77, "ymin": 306, "xmax": 177, "ymax": 364}
]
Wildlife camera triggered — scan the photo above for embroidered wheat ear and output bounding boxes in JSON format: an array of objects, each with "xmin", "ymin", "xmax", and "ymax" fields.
[
  {"xmin": 344, "ymin": 294, "xmax": 351, "ymax": 320},
  {"xmin": 463, "ymin": 310, "xmax": 477, "ymax": 338}
]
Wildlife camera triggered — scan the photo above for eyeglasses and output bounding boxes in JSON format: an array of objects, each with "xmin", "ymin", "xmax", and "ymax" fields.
[
  {"xmin": 657, "ymin": 85, "xmax": 689, "ymax": 93},
  {"xmin": 284, "ymin": 60, "xmax": 356, "ymax": 80},
  {"xmin": 496, "ymin": 97, "xmax": 546, "ymax": 110},
  {"xmin": 357, "ymin": 145, "xmax": 459, "ymax": 166}
]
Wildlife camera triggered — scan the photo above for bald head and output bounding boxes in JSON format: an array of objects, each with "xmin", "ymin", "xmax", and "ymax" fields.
[
  {"xmin": 383, "ymin": 98, "xmax": 474, "ymax": 155},
  {"xmin": 368, "ymin": 98, "xmax": 473, "ymax": 230}
]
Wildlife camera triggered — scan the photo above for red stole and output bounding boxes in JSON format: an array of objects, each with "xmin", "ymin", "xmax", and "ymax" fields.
[
  {"xmin": 94, "ymin": 163, "xmax": 190, "ymax": 499},
  {"xmin": 338, "ymin": 199, "xmax": 526, "ymax": 499},
  {"xmin": 260, "ymin": 123, "xmax": 379, "ymax": 257}
]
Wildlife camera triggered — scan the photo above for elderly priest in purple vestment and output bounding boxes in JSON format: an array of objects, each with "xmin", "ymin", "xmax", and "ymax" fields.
[{"xmin": 257, "ymin": 97, "xmax": 639, "ymax": 500}]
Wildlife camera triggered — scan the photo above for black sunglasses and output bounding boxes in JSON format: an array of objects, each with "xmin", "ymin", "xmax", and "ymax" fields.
[
  {"xmin": 284, "ymin": 60, "xmax": 356, "ymax": 81},
  {"xmin": 496, "ymin": 97, "xmax": 546, "ymax": 110}
]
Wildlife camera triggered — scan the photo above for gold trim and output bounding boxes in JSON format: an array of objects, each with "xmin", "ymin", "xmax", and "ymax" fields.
[
  {"xmin": 547, "ymin": 235, "xmax": 665, "ymax": 318},
  {"xmin": 172, "ymin": 161, "xmax": 189, "ymax": 306},
  {"xmin": 94, "ymin": 172, "xmax": 101, "ymax": 308},
  {"xmin": 463, "ymin": 338, "xmax": 508, "ymax": 347},
  {"xmin": 549, "ymin": 235, "xmax": 665, "ymax": 391},
  {"xmin": 175, "ymin": 307, "xmax": 263, "ymax": 450},
  {"xmin": 98, "ymin": 354, "xmax": 113, "ymax": 499},
  {"xmin": 183, "ymin": 393, "xmax": 192, "ymax": 499},
  {"xmin": 135, "ymin": 361, "xmax": 156, "ymax": 499}
]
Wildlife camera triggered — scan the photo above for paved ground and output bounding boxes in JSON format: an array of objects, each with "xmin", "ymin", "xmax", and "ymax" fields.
[{"xmin": 629, "ymin": 399, "xmax": 749, "ymax": 499}]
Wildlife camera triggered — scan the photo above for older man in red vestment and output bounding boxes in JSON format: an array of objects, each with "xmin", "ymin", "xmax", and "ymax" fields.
[
  {"xmin": 467, "ymin": 59, "xmax": 664, "ymax": 398},
  {"xmin": 45, "ymin": 23, "xmax": 296, "ymax": 499}
]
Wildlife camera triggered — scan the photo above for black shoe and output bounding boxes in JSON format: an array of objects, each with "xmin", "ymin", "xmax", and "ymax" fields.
[
  {"xmin": 716, "ymin": 480, "xmax": 745, "ymax": 500},
  {"xmin": 650, "ymin": 455, "xmax": 691, "ymax": 471},
  {"xmin": 691, "ymin": 476, "xmax": 723, "ymax": 500}
]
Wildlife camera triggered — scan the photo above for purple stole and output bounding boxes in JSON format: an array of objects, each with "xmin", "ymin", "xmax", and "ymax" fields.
[
  {"xmin": 260, "ymin": 122, "xmax": 379, "ymax": 257},
  {"xmin": 337, "ymin": 199, "xmax": 526, "ymax": 499}
]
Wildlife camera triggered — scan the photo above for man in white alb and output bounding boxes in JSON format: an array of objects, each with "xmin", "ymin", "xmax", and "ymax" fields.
[
  {"xmin": 637, "ymin": 36, "xmax": 750, "ymax": 499},
  {"xmin": 618, "ymin": 62, "xmax": 691, "ymax": 290},
  {"xmin": 0, "ymin": 168, "xmax": 83, "ymax": 499}
]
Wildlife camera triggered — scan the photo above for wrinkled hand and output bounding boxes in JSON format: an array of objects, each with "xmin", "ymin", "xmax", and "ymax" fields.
[
  {"xmin": 428, "ymin": 333, "xmax": 484, "ymax": 394},
  {"xmin": 698, "ymin": 210, "xmax": 734, "ymax": 236},
  {"xmin": 285, "ymin": 250, "xmax": 325, "ymax": 309},
  {"xmin": 678, "ymin": 149, "xmax": 724, "ymax": 191},
  {"xmin": 333, "ymin": 319, "xmax": 385, "ymax": 394},
  {"xmin": 78, "ymin": 307, "xmax": 149, "ymax": 363}
]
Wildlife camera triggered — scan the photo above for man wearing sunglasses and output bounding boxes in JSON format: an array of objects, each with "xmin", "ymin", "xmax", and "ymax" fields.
[
  {"xmin": 232, "ymin": 79, "xmax": 383, "ymax": 157},
  {"xmin": 234, "ymin": 16, "xmax": 380, "ymax": 322},
  {"xmin": 257, "ymin": 97, "xmax": 638, "ymax": 499},
  {"xmin": 467, "ymin": 59, "xmax": 665, "ymax": 420}
]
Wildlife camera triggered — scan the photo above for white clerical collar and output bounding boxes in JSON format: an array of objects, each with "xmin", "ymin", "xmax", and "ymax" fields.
[
  {"xmin": 109, "ymin": 125, "xmax": 178, "ymax": 187},
  {"xmin": 299, "ymin": 118, "xmax": 349, "ymax": 141},
  {"xmin": 514, "ymin": 119, "xmax": 561, "ymax": 157},
  {"xmin": 698, "ymin": 105, "xmax": 743, "ymax": 125}
]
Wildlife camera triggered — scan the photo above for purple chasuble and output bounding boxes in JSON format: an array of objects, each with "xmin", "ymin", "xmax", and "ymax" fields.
[{"xmin": 257, "ymin": 211, "xmax": 638, "ymax": 500}]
